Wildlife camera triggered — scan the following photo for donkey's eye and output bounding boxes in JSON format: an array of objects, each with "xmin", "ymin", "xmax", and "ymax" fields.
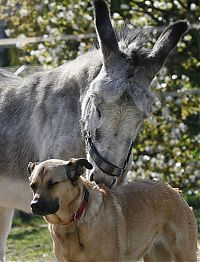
[
  {"xmin": 127, "ymin": 73, "xmax": 134, "ymax": 79},
  {"xmin": 126, "ymin": 69, "xmax": 134, "ymax": 79},
  {"xmin": 96, "ymin": 107, "xmax": 101, "ymax": 118}
]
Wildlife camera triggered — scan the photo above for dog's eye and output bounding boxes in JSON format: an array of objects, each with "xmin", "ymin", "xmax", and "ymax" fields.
[
  {"xmin": 47, "ymin": 180, "xmax": 59, "ymax": 188},
  {"xmin": 30, "ymin": 183, "xmax": 37, "ymax": 191}
]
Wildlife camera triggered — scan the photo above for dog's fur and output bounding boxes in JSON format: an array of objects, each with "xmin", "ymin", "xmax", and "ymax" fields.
[{"xmin": 29, "ymin": 158, "xmax": 198, "ymax": 262}]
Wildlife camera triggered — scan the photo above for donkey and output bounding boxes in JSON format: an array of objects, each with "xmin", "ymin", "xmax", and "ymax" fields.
[{"xmin": 0, "ymin": 0, "xmax": 189, "ymax": 260}]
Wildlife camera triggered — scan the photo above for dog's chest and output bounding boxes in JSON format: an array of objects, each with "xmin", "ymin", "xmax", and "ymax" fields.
[
  {"xmin": 52, "ymin": 225, "xmax": 88, "ymax": 261},
  {"xmin": 51, "ymin": 224, "xmax": 120, "ymax": 261}
]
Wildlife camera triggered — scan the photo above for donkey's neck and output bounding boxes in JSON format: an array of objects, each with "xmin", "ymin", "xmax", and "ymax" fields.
[{"xmin": 61, "ymin": 49, "xmax": 102, "ymax": 95}]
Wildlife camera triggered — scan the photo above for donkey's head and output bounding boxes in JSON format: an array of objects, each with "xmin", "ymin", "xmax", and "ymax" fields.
[{"xmin": 82, "ymin": 0, "xmax": 189, "ymax": 186}]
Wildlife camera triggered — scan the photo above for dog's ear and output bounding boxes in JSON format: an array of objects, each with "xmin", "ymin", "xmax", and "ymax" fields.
[
  {"xmin": 27, "ymin": 162, "xmax": 36, "ymax": 175},
  {"xmin": 75, "ymin": 158, "xmax": 93, "ymax": 170},
  {"xmin": 65, "ymin": 158, "xmax": 93, "ymax": 182}
]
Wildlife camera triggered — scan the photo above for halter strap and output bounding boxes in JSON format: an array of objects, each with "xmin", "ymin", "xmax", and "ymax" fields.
[{"xmin": 86, "ymin": 133, "xmax": 135, "ymax": 177}]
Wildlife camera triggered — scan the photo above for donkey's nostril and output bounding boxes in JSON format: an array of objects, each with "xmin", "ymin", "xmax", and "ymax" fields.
[
  {"xmin": 90, "ymin": 173, "xmax": 94, "ymax": 182},
  {"xmin": 109, "ymin": 178, "xmax": 116, "ymax": 187}
]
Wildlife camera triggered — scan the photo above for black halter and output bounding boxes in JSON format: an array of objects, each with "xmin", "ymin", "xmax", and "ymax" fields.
[{"xmin": 85, "ymin": 132, "xmax": 135, "ymax": 177}]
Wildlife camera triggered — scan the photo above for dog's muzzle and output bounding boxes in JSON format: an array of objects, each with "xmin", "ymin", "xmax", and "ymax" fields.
[{"xmin": 31, "ymin": 197, "xmax": 59, "ymax": 216}]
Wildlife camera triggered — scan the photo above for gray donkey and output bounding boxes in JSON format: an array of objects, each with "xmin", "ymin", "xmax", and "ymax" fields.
[{"xmin": 0, "ymin": 0, "xmax": 189, "ymax": 260}]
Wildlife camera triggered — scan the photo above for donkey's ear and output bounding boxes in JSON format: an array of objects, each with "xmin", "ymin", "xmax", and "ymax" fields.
[
  {"xmin": 93, "ymin": 0, "xmax": 119, "ymax": 67},
  {"xmin": 27, "ymin": 162, "xmax": 36, "ymax": 175},
  {"xmin": 148, "ymin": 20, "xmax": 189, "ymax": 75}
]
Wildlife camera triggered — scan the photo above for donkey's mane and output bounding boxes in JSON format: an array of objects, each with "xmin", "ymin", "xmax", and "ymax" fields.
[
  {"xmin": 94, "ymin": 25, "xmax": 149, "ymax": 56},
  {"xmin": 116, "ymin": 26, "xmax": 148, "ymax": 51}
]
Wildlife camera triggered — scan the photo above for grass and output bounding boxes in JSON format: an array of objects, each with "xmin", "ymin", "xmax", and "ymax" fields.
[
  {"xmin": 7, "ymin": 216, "xmax": 54, "ymax": 261},
  {"xmin": 6, "ymin": 210, "xmax": 200, "ymax": 261}
]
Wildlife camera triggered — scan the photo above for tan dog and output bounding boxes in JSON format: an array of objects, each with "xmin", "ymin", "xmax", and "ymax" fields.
[{"xmin": 28, "ymin": 158, "xmax": 198, "ymax": 262}]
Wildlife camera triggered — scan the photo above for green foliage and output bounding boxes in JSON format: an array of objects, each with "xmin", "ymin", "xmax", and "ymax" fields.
[
  {"xmin": 185, "ymin": 194, "xmax": 200, "ymax": 210},
  {"xmin": 0, "ymin": 0, "xmax": 199, "ymax": 197}
]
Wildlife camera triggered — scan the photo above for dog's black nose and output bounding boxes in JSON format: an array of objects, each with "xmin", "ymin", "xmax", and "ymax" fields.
[
  {"xmin": 31, "ymin": 199, "xmax": 46, "ymax": 215},
  {"xmin": 31, "ymin": 197, "xmax": 59, "ymax": 216}
]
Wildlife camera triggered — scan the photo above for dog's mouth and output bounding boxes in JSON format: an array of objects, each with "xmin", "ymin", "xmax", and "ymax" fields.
[{"xmin": 31, "ymin": 197, "xmax": 59, "ymax": 216}]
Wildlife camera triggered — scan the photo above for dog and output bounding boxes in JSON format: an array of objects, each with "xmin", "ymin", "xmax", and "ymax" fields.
[{"xmin": 28, "ymin": 158, "xmax": 198, "ymax": 262}]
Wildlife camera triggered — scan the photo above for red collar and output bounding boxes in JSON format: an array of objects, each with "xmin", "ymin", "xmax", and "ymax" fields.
[{"xmin": 73, "ymin": 189, "xmax": 89, "ymax": 221}]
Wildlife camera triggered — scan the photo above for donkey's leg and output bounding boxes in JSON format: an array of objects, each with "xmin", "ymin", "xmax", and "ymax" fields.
[{"xmin": 0, "ymin": 207, "xmax": 14, "ymax": 262}]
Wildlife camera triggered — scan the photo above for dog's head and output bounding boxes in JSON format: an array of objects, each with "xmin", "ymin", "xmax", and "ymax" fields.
[{"xmin": 28, "ymin": 158, "xmax": 93, "ymax": 217}]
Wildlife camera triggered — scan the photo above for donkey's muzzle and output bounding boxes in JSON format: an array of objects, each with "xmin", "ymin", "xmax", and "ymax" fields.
[
  {"xmin": 89, "ymin": 171, "xmax": 116, "ymax": 187},
  {"xmin": 31, "ymin": 197, "xmax": 59, "ymax": 216}
]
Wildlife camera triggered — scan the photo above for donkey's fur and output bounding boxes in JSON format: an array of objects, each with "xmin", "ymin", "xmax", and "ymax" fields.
[{"xmin": 0, "ymin": 0, "xmax": 189, "ymax": 260}]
